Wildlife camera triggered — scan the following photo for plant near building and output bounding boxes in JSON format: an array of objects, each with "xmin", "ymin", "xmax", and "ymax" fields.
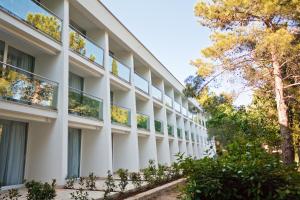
[
  {"xmin": 69, "ymin": 31, "xmax": 86, "ymax": 55},
  {"xmin": 85, "ymin": 173, "xmax": 97, "ymax": 191},
  {"xmin": 156, "ymin": 164, "xmax": 167, "ymax": 184},
  {"xmin": 116, "ymin": 169, "xmax": 129, "ymax": 192},
  {"xmin": 130, "ymin": 172, "xmax": 142, "ymax": 189},
  {"xmin": 142, "ymin": 160, "xmax": 157, "ymax": 185},
  {"xmin": 0, "ymin": 189, "xmax": 21, "ymax": 200},
  {"xmin": 65, "ymin": 177, "xmax": 76, "ymax": 189},
  {"xmin": 89, "ymin": 55, "xmax": 96, "ymax": 62},
  {"xmin": 70, "ymin": 177, "xmax": 89, "ymax": 200},
  {"xmin": 104, "ymin": 170, "xmax": 116, "ymax": 199},
  {"xmin": 25, "ymin": 179, "xmax": 56, "ymax": 200},
  {"xmin": 111, "ymin": 59, "xmax": 118, "ymax": 76}
]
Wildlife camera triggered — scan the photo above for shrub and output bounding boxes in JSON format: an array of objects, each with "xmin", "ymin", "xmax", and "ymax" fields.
[
  {"xmin": 0, "ymin": 189, "xmax": 21, "ymax": 200},
  {"xmin": 156, "ymin": 164, "xmax": 167, "ymax": 184},
  {"xmin": 25, "ymin": 179, "xmax": 56, "ymax": 200},
  {"xmin": 130, "ymin": 172, "xmax": 142, "ymax": 189},
  {"xmin": 65, "ymin": 177, "xmax": 76, "ymax": 189},
  {"xmin": 70, "ymin": 189, "xmax": 89, "ymax": 200},
  {"xmin": 178, "ymin": 141, "xmax": 300, "ymax": 200},
  {"xmin": 116, "ymin": 169, "xmax": 129, "ymax": 192},
  {"xmin": 142, "ymin": 160, "xmax": 157, "ymax": 185},
  {"xmin": 85, "ymin": 173, "xmax": 97, "ymax": 191},
  {"xmin": 104, "ymin": 170, "xmax": 116, "ymax": 199}
]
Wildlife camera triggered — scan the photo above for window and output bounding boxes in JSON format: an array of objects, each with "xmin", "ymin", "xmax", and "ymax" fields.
[
  {"xmin": 0, "ymin": 40, "xmax": 4, "ymax": 62},
  {"xmin": 7, "ymin": 46, "xmax": 35, "ymax": 72},
  {"xmin": 0, "ymin": 119, "xmax": 27, "ymax": 187},
  {"xmin": 69, "ymin": 72, "xmax": 84, "ymax": 91}
]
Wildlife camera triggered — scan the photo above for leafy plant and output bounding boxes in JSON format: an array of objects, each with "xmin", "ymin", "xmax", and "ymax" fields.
[
  {"xmin": 104, "ymin": 170, "xmax": 116, "ymax": 199},
  {"xmin": 0, "ymin": 189, "xmax": 21, "ymax": 200},
  {"xmin": 156, "ymin": 164, "xmax": 167, "ymax": 184},
  {"xmin": 130, "ymin": 172, "xmax": 142, "ymax": 189},
  {"xmin": 65, "ymin": 177, "xmax": 76, "ymax": 189},
  {"xmin": 70, "ymin": 177, "xmax": 89, "ymax": 200},
  {"xmin": 85, "ymin": 173, "xmax": 97, "ymax": 191},
  {"xmin": 142, "ymin": 160, "xmax": 157, "ymax": 185},
  {"xmin": 111, "ymin": 59, "xmax": 118, "ymax": 76},
  {"xmin": 178, "ymin": 141, "xmax": 300, "ymax": 200},
  {"xmin": 25, "ymin": 179, "xmax": 56, "ymax": 200},
  {"xmin": 89, "ymin": 55, "xmax": 96, "ymax": 62},
  {"xmin": 116, "ymin": 169, "xmax": 129, "ymax": 192}
]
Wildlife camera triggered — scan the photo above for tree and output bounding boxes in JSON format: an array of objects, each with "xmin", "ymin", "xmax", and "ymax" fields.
[{"xmin": 185, "ymin": 0, "xmax": 300, "ymax": 164}]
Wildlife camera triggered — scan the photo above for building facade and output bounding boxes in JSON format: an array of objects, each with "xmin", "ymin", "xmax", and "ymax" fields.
[{"xmin": 0, "ymin": 0, "xmax": 213, "ymax": 188}]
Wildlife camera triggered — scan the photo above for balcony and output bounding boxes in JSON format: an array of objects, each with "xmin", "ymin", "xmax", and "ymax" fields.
[
  {"xmin": 165, "ymin": 94, "xmax": 173, "ymax": 108},
  {"xmin": 68, "ymin": 87, "xmax": 103, "ymax": 120},
  {"xmin": 191, "ymin": 133, "xmax": 195, "ymax": 142},
  {"xmin": 188, "ymin": 111, "xmax": 193, "ymax": 120},
  {"xmin": 109, "ymin": 55, "xmax": 131, "ymax": 83},
  {"xmin": 185, "ymin": 131, "xmax": 189, "ymax": 140},
  {"xmin": 155, "ymin": 120, "xmax": 163, "ymax": 134},
  {"xmin": 182, "ymin": 107, "xmax": 187, "ymax": 116},
  {"xmin": 0, "ymin": 62, "xmax": 58, "ymax": 109},
  {"xmin": 167, "ymin": 124, "xmax": 174, "ymax": 137},
  {"xmin": 111, "ymin": 104, "xmax": 131, "ymax": 127},
  {"xmin": 134, "ymin": 73, "xmax": 149, "ymax": 94},
  {"xmin": 136, "ymin": 113, "xmax": 150, "ymax": 130},
  {"xmin": 177, "ymin": 128, "xmax": 182, "ymax": 139},
  {"xmin": 0, "ymin": 0, "xmax": 62, "ymax": 42},
  {"xmin": 69, "ymin": 26, "xmax": 104, "ymax": 67},
  {"xmin": 152, "ymin": 85, "xmax": 162, "ymax": 101},
  {"xmin": 174, "ymin": 101, "xmax": 181, "ymax": 113}
]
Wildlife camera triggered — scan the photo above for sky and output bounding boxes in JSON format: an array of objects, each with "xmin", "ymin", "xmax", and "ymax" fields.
[{"xmin": 101, "ymin": 0, "xmax": 252, "ymax": 105}]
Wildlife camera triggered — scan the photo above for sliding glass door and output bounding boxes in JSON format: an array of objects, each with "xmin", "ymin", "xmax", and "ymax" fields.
[
  {"xmin": 0, "ymin": 119, "xmax": 27, "ymax": 187},
  {"xmin": 68, "ymin": 128, "xmax": 81, "ymax": 178}
]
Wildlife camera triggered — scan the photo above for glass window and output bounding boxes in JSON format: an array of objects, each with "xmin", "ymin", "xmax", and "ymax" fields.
[
  {"xmin": 0, "ymin": 119, "xmax": 27, "ymax": 187},
  {"xmin": 7, "ymin": 46, "xmax": 35, "ymax": 72},
  {"xmin": 0, "ymin": 40, "xmax": 4, "ymax": 62},
  {"xmin": 68, "ymin": 128, "xmax": 81, "ymax": 178},
  {"xmin": 69, "ymin": 72, "xmax": 84, "ymax": 91}
]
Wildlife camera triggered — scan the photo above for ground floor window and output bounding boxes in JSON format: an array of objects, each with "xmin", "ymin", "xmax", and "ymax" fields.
[
  {"xmin": 68, "ymin": 128, "xmax": 81, "ymax": 178},
  {"xmin": 0, "ymin": 119, "xmax": 27, "ymax": 187}
]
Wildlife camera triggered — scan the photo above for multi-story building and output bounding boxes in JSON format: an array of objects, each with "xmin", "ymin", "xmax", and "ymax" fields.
[{"xmin": 0, "ymin": 0, "xmax": 212, "ymax": 189}]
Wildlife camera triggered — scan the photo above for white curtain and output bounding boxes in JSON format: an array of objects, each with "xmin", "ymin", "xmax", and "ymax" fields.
[
  {"xmin": 0, "ymin": 120, "xmax": 27, "ymax": 186},
  {"xmin": 68, "ymin": 128, "xmax": 81, "ymax": 178},
  {"xmin": 6, "ymin": 46, "xmax": 34, "ymax": 72},
  {"xmin": 69, "ymin": 72, "xmax": 83, "ymax": 91}
]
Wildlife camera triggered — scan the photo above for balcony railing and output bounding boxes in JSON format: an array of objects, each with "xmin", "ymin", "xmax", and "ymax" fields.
[
  {"xmin": 174, "ymin": 101, "xmax": 181, "ymax": 113},
  {"xmin": 109, "ymin": 55, "xmax": 131, "ymax": 83},
  {"xmin": 69, "ymin": 26, "xmax": 104, "ymax": 66},
  {"xmin": 137, "ymin": 113, "xmax": 150, "ymax": 130},
  {"xmin": 111, "ymin": 104, "xmax": 131, "ymax": 126},
  {"xmin": 155, "ymin": 120, "xmax": 163, "ymax": 134},
  {"xmin": 0, "ymin": 62, "xmax": 58, "ymax": 109},
  {"xmin": 177, "ymin": 128, "xmax": 182, "ymax": 139},
  {"xmin": 0, "ymin": 0, "xmax": 62, "ymax": 42},
  {"xmin": 152, "ymin": 85, "xmax": 162, "ymax": 101},
  {"xmin": 134, "ymin": 73, "xmax": 149, "ymax": 94},
  {"xmin": 182, "ymin": 107, "xmax": 187, "ymax": 116},
  {"xmin": 168, "ymin": 124, "xmax": 174, "ymax": 137},
  {"xmin": 188, "ymin": 111, "xmax": 193, "ymax": 120},
  {"xmin": 165, "ymin": 94, "xmax": 173, "ymax": 108},
  {"xmin": 191, "ymin": 133, "xmax": 195, "ymax": 142},
  {"xmin": 68, "ymin": 87, "xmax": 103, "ymax": 120},
  {"xmin": 185, "ymin": 131, "xmax": 189, "ymax": 140}
]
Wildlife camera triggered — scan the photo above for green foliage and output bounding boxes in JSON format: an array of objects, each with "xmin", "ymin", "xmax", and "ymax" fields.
[
  {"xmin": 129, "ymin": 172, "xmax": 142, "ymax": 189},
  {"xmin": 69, "ymin": 31, "xmax": 86, "ymax": 55},
  {"xmin": 26, "ymin": 13, "xmax": 61, "ymax": 41},
  {"xmin": 116, "ymin": 169, "xmax": 129, "ymax": 192},
  {"xmin": 70, "ymin": 177, "xmax": 89, "ymax": 200},
  {"xmin": 65, "ymin": 177, "xmax": 76, "ymax": 189},
  {"xmin": 0, "ymin": 189, "xmax": 21, "ymax": 200},
  {"xmin": 89, "ymin": 54, "xmax": 96, "ymax": 62},
  {"xmin": 154, "ymin": 120, "xmax": 162, "ymax": 133},
  {"xmin": 104, "ymin": 170, "xmax": 116, "ymax": 199},
  {"xmin": 178, "ymin": 141, "xmax": 300, "ymax": 200},
  {"xmin": 85, "ymin": 173, "xmax": 97, "ymax": 191},
  {"xmin": 111, "ymin": 59, "xmax": 118, "ymax": 76},
  {"xmin": 142, "ymin": 160, "xmax": 157, "ymax": 185},
  {"xmin": 137, "ymin": 114, "xmax": 149, "ymax": 130},
  {"xmin": 25, "ymin": 179, "xmax": 56, "ymax": 200}
]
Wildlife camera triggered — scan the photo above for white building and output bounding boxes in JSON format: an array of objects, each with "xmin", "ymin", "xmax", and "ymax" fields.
[{"xmin": 0, "ymin": 0, "xmax": 211, "ymax": 189}]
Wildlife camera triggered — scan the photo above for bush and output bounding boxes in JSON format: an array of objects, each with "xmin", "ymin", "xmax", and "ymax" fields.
[
  {"xmin": 65, "ymin": 177, "xmax": 76, "ymax": 189},
  {"xmin": 0, "ymin": 189, "xmax": 21, "ymax": 200},
  {"xmin": 116, "ymin": 169, "xmax": 129, "ymax": 192},
  {"xmin": 25, "ymin": 179, "xmax": 56, "ymax": 200},
  {"xmin": 130, "ymin": 172, "xmax": 142, "ymax": 189},
  {"xmin": 142, "ymin": 160, "xmax": 157, "ymax": 185},
  {"xmin": 178, "ymin": 141, "xmax": 300, "ymax": 200},
  {"xmin": 104, "ymin": 170, "xmax": 116, "ymax": 199},
  {"xmin": 85, "ymin": 173, "xmax": 97, "ymax": 190}
]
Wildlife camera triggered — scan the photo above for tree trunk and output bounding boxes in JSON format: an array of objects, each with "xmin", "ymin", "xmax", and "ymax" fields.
[{"xmin": 272, "ymin": 53, "xmax": 295, "ymax": 165}]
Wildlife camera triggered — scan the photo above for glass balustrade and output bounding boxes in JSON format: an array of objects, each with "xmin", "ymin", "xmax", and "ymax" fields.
[
  {"xmin": 109, "ymin": 55, "xmax": 131, "ymax": 82},
  {"xmin": 68, "ymin": 87, "xmax": 103, "ymax": 120},
  {"xmin": 152, "ymin": 85, "xmax": 162, "ymax": 101},
  {"xmin": 0, "ymin": 0, "xmax": 62, "ymax": 41},
  {"xmin": 168, "ymin": 124, "xmax": 174, "ymax": 137},
  {"xmin": 136, "ymin": 113, "xmax": 150, "ymax": 130},
  {"xmin": 188, "ymin": 111, "xmax": 193, "ymax": 119},
  {"xmin": 134, "ymin": 73, "xmax": 149, "ymax": 94},
  {"xmin": 191, "ymin": 133, "xmax": 195, "ymax": 142},
  {"xmin": 155, "ymin": 120, "xmax": 163, "ymax": 134},
  {"xmin": 174, "ymin": 101, "xmax": 181, "ymax": 113},
  {"xmin": 0, "ymin": 62, "xmax": 58, "ymax": 109},
  {"xmin": 165, "ymin": 94, "xmax": 173, "ymax": 108},
  {"xmin": 182, "ymin": 107, "xmax": 187, "ymax": 116},
  {"xmin": 185, "ymin": 131, "xmax": 189, "ymax": 140},
  {"xmin": 69, "ymin": 26, "xmax": 104, "ymax": 66},
  {"xmin": 111, "ymin": 104, "xmax": 131, "ymax": 126}
]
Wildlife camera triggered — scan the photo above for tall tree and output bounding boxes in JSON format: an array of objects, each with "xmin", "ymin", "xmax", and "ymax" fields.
[{"xmin": 185, "ymin": 0, "xmax": 300, "ymax": 164}]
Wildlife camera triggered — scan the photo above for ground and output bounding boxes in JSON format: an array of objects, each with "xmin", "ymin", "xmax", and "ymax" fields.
[{"xmin": 150, "ymin": 188, "xmax": 180, "ymax": 200}]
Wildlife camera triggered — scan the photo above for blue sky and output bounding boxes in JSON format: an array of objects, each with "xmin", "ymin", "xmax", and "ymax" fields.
[{"xmin": 101, "ymin": 0, "xmax": 252, "ymax": 105}]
